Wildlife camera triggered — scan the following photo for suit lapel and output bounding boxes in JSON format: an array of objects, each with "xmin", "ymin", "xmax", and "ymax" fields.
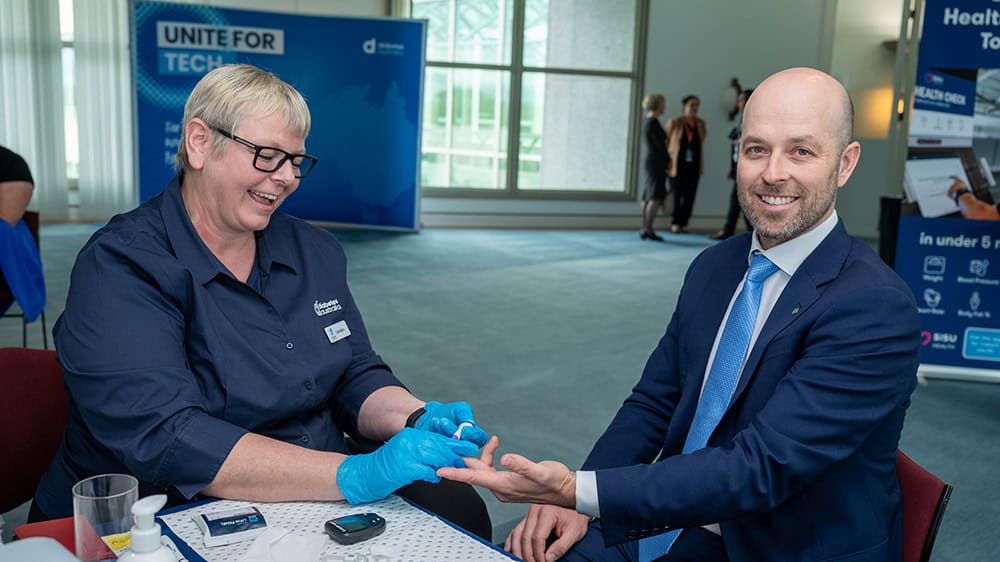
[{"xmin": 729, "ymin": 221, "xmax": 853, "ymax": 406}]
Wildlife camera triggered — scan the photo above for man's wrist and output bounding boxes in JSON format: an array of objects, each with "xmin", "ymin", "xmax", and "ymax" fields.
[
  {"xmin": 950, "ymin": 187, "xmax": 972, "ymax": 203},
  {"xmin": 557, "ymin": 469, "xmax": 577, "ymax": 509}
]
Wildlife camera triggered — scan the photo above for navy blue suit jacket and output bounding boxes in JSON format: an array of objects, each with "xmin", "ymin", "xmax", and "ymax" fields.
[{"xmin": 582, "ymin": 222, "xmax": 920, "ymax": 561}]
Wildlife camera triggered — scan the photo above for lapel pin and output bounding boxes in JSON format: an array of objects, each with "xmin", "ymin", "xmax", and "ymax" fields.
[{"xmin": 791, "ymin": 307, "xmax": 800, "ymax": 315}]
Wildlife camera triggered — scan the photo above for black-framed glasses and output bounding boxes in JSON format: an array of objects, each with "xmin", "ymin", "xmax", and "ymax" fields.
[{"xmin": 213, "ymin": 127, "xmax": 318, "ymax": 179}]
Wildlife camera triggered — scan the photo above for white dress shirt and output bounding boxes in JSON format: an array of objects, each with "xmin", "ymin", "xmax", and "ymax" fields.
[{"xmin": 576, "ymin": 211, "xmax": 840, "ymax": 530}]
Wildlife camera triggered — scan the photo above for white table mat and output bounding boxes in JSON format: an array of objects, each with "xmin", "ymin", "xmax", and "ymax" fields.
[{"xmin": 158, "ymin": 495, "xmax": 516, "ymax": 562}]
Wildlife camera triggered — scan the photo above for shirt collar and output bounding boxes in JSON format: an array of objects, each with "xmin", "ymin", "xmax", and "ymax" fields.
[
  {"xmin": 750, "ymin": 210, "xmax": 839, "ymax": 277},
  {"xmin": 159, "ymin": 174, "xmax": 297, "ymax": 285}
]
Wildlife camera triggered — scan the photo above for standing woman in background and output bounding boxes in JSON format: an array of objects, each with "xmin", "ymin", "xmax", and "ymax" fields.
[
  {"xmin": 639, "ymin": 93, "xmax": 669, "ymax": 241},
  {"xmin": 666, "ymin": 95, "xmax": 706, "ymax": 233}
]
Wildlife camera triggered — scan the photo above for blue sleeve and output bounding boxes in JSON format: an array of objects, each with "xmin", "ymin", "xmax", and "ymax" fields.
[
  {"xmin": 328, "ymin": 280, "xmax": 405, "ymax": 440},
  {"xmin": 55, "ymin": 224, "xmax": 247, "ymax": 500}
]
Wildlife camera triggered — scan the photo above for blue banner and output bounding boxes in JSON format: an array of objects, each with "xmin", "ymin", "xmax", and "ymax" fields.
[
  {"xmin": 133, "ymin": 2, "xmax": 425, "ymax": 230},
  {"xmin": 895, "ymin": 215, "xmax": 1000, "ymax": 368},
  {"xmin": 908, "ymin": 0, "xmax": 1000, "ymax": 140},
  {"xmin": 920, "ymin": 2, "xmax": 1000, "ymax": 69}
]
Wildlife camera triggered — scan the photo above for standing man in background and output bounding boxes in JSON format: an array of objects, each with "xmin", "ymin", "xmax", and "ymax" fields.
[
  {"xmin": 442, "ymin": 67, "xmax": 921, "ymax": 562},
  {"xmin": 710, "ymin": 89, "xmax": 753, "ymax": 241}
]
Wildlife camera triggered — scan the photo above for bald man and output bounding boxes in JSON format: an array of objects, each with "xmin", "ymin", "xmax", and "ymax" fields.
[{"xmin": 441, "ymin": 68, "xmax": 921, "ymax": 562}]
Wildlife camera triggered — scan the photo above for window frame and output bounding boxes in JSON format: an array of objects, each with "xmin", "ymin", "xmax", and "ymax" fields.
[{"xmin": 409, "ymin": 0, "xmax": 649, "ymax": 201}]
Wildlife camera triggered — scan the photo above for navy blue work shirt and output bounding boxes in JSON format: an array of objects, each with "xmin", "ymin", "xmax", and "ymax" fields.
[{"xmin": 35, "ymin": 176, "xmax": 402, "ymax": 518}]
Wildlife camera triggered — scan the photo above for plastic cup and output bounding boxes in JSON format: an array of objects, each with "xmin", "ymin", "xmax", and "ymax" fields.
[{"xmin": 72, "ymin": 473, "xmax": 138, "ymax": 561}]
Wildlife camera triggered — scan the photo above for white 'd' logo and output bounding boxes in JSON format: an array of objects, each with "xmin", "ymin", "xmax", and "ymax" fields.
[{"xmin": 314, "ymin": 299, "xmax": 342, "ymax": 316}]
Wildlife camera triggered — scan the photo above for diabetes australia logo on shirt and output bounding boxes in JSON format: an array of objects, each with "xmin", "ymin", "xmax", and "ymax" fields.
[
  {"xmin": 314, "ymin": 299, "xmax": 342, "ymax": 317},
  {"xmin": 156, "ymin": 21, "xmax": 285, "ymax": 76}
]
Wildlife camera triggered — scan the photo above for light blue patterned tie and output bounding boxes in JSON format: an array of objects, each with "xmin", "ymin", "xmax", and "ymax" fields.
[{"xmin": 638, "ymin": 252, "xmax": 779, "ymax": 562}]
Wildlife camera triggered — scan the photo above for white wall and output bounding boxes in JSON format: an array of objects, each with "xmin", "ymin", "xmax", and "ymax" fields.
[
  {"xmin": 175, "ymin": 0, "xmax": 386, "ymax": 17},
  {"xmin": 829, "ymin": 0, "xmax": 904, "ymax": 238}
]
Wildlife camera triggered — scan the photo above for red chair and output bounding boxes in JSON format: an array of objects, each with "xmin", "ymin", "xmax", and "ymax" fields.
[
  {"xmin": 897, "ymin": 449, "xmax": 953, "ymax": 562},
  {"xmin": 0, "ymin": 211, "xmax": 48, "ymax": 348},
  {"xmin": 0, "ymin": 348, "xmax": 66, "ymax": 515}
]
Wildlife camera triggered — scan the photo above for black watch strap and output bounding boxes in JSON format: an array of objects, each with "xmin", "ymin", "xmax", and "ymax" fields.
[
  {"xmin": 405, "ymin": 406, "xmax": 426, "ymax": 428},
  {"xmin": 951, "ymin": 187, "xmax": 972, "ymax": 203}
]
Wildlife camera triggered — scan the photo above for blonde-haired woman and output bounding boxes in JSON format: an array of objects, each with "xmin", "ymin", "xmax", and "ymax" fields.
[{"xmin": 640, "ymin": 93, "xmax": 669, "ymax": 240}]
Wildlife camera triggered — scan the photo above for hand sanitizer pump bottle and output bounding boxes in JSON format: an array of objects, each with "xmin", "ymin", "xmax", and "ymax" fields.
[{"xmin": 118, "ymin": 494, "xmax": 177, "ymax": 562}]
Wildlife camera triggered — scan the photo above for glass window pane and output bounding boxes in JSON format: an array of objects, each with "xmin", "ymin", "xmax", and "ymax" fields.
[
  {"xmin": 59, "ymin": 0, "xmax": 74, "ymax": 42},
  {"xmin": 421, "ymin": 68, "xmax": 510, "ymax": 189},
  {"xmin": 62, "ymin": 46, "xmax": 78, "ymax": 181},
  {"xmin": 523, "ymin": 0, "xmax": 635, "ymax": 71},
  {"xmin": 518, "ymin": 73, "xmax": 630, "ymax": 192},
  {"xmin": 413, "ymin": 0, "xmax": 513, "ymax": 65}
]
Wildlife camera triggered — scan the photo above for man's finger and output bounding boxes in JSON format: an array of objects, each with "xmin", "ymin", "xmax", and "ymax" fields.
[
  {"xmin": 528, "ymin": 510, "xmax": 555, "ymax": 562},
  {"xmin": 506, "ymin": 517, "xmax": 525, "ymax": 557},
  {"xmin": 546, "ymin": 532, "xmax": 578, "ymax": 561},
  {"xmin": 461, "ymin": 457, "xmax": 492, "ymax": 471},
  {"xmin": 480, "ymin": 435, "xmax": 499, "ymax": 468},
  {"xmin": 500, "ymin": 453, "xmax": 536, "ymax": 475},
  {"xmin": 436, "ymin": 466, "xmax": 472, "ymax": 482}
]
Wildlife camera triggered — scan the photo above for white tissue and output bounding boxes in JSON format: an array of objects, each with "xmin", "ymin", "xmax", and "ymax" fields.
[{"xmin": 241, "ymin": 527, "xmax": 325, "ymax": 562}]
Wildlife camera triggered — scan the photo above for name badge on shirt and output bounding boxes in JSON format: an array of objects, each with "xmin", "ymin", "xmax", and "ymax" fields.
[{"xmin": 324, "ymin": 320, "xmax": 351, "ymax": 344}]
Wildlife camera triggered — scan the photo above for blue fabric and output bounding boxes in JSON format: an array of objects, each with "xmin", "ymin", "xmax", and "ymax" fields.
[
  {"xmin": 0, "ymin": 218, "xmax": 45, "ymax": 321},
  {"xmin": 582, "ymin": 222, "xmax": 919, "ymax": 561},
  {"xmin": 35, "ymin": 175, "xmax": 404, "ymax": 518},
  {"xmin": 638, "ymin": 253, "xmax": 777, "ymax": 562}
]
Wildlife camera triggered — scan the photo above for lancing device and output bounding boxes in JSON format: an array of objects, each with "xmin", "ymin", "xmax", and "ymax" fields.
[{"xmin": 451, "ymin": 422, "xmax": 474, "ymax": 440}]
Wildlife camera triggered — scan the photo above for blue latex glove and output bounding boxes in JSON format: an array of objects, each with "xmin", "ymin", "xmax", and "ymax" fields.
[
  {"xmin": 337, "ymin": 427, "xmax": 479, "ymax": 504},
  {"xmin": 415, "ymin": 401, "xmax": 489, "ymax": 447}
]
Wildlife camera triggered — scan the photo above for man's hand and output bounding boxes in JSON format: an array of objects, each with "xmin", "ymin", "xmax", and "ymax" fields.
[
  {"xmin": 505, "ymin": 504, "xmax": 590, "ymax": 562},
  {"xmin": 437, "ymin": 437, "xmax": 577, "ymax": 509},
  {"xmin": 947, "ymin": 176, "xmax": 969, "ymax": 200}
]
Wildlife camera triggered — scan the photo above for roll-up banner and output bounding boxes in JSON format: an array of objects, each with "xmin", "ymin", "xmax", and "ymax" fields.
[
  {"xmin": 133, "ymin": 1, "xmax": 425, "ymax": 230},
  {"xmin": 897, "ymin": 0, "xmax": 1000, "ymax": 378}
]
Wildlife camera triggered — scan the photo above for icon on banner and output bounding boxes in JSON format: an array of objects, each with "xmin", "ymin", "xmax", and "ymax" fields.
[
  {"xmin": 923, "ymin": 255, "xmax": 946, "ymax": 275},
  {"xmin": 923, "ymin": 288, "xmax": 942, "ymax": 309},
  {"xmin": 970, "ymin": 291, "xmax": 981, "ymax": 312},
  {"xmin": 970, "ymin": 259, "xmax": 990, "ymax": 277}
]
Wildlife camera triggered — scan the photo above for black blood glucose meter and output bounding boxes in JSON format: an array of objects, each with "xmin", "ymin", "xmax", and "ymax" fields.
[{"xmin": 324, "ymin": 512, "xmax": 386, "ymax": 545}]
